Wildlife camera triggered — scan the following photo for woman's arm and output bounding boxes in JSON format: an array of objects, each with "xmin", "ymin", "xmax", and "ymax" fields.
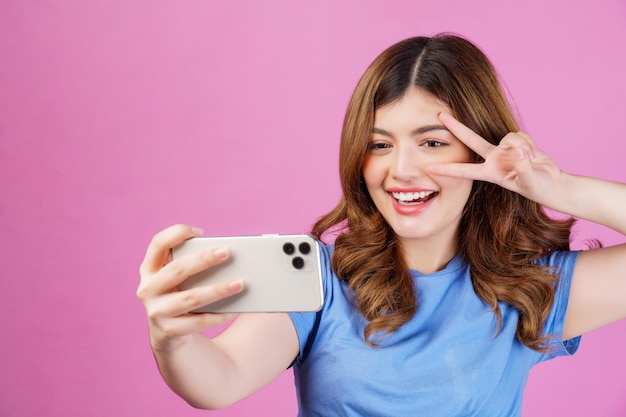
[
  {"xmin": 550, "ymin": 174, "xmax": 626, "ymax": 338},
  {"xmin": 137, "ymin": 224, "xmax": 299, "ymax": 409},
  {"xmin": 151, "ymin": 313, "xmax": 299, "ymax": 409},
  {"xmin": 431, "ymin": 112, "xmax": 626, "ymax": 339}
]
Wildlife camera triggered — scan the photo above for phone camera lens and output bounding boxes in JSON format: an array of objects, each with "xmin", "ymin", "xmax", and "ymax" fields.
[
  {"xmin": 298, "ymin": 242, "xmax": 311, "ymax": 255},
  {"xmin": 283, "ymin": 242, "xmax": 295, "ymax": 255},
  {"xmin": 292, "ymin": 256, "xmax": 305, "ymax": 269}
]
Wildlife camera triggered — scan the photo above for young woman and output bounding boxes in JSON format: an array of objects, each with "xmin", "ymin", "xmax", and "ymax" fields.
[{"xmin": 137, "ymin": 34, "xmax": 626, "ymax": 416}]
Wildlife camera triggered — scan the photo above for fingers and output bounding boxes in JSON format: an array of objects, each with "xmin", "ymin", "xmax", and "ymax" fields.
[
  {"xmin": 439, "ymin": 112, "xmax": 538, "ymax": 160},
  {"xmin": 147, "ymin": 279, "xmax": 244, "ymax": 319},
  {"xmin": 500, "ymin": 132, "xmax": 537, "ymax": 162},
  {"xmin": 139, "ymin": 246, "xmax": 231, "ymax": 300},
  {"xmin": 140, "ymin": 224, "xmax": 205, "ymax": 275},
  {"xmin": 142, "ymin": 278, "xmax": 243, "ymax": 342},
  {"xmin": 138, "ymin": 224, "xmax": 223, "ymax": 298},
  {"xmin": 426, "ymin": 161, "xmax": 479, "ymax": 180},
  {"xmin": 438, "ymin": 112, "xmax": 493, "ymax": 158},
  {"xmin": 137, "ymin": 225, "xmax": 244, "ymax": 344},
  {"xmin": 433, "ymin": 112, "xmax": 540, "ymax": 183}
]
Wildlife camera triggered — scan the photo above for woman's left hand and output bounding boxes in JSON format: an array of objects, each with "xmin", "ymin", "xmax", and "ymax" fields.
[{"xmin": 428, "ymin": 112, "xmax": 563, "ymax": 207}]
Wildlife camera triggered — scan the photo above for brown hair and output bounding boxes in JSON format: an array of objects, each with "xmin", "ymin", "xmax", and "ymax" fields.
[{"xmin": 312, "ymin": 34, "xmax": 574, "ymax": 351}]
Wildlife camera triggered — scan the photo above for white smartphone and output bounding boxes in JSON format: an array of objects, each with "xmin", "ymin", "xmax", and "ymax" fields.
[{"xmin": 172, "ymin": 234, "xmax": 324, "ymax": 313}]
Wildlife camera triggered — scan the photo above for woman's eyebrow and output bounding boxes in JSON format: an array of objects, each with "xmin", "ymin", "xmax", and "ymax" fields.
[{"xmin": 370, "ymin": 124, "xmax": 450, "ymax": 137}]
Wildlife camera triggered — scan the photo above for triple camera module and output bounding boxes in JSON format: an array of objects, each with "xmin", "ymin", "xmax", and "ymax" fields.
[{"xmin": 282, "ymin": 241, "xmax": 311, "ymax": 270}]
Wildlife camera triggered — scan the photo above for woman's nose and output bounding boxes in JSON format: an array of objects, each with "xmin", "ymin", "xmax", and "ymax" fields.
[{"xmin": 390, "ymin": 145, "xmax": 424, "ymax": 181}]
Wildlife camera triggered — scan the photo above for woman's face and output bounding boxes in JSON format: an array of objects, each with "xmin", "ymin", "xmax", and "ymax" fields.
[{"xmin": 362, "ymin": 88, "xmax": 474, "ymax": 256}]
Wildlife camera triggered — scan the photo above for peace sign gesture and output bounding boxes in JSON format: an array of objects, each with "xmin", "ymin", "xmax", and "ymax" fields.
[{"xmin": 428, "ymin": 112, "xmax": 563, "ymax": 208}]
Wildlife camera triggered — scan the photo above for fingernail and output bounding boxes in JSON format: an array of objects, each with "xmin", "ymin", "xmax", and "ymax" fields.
[
  {"xmin": 213, "ymin": 247, "xmax": 229, "ymax": 260},
  {"xmin": 439, "ymin": 111, "xmax": 453, "ymax": 120},
  {"xmin": 228, "ymin": 279, "xmax": 243, "ymax": 292},
  {"xmin": 191, "ymin": 227, "xmax": 204, "ymax": 236}
]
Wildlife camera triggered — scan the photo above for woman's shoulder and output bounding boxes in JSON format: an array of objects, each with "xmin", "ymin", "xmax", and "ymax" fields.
[{"xmin": 536, "ymin": 250, "xmax": 581, "ymax": 274}]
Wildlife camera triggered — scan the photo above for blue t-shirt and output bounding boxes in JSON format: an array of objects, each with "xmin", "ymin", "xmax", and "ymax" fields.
[{"xmin": 288, "ymin": 244, "xmax": 580, "ymax": 417}]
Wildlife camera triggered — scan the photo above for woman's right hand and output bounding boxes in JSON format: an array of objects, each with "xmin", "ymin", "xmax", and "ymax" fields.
[{"xmin": 137, "ymin": 224, "xmax": 244, "ymax": 353}]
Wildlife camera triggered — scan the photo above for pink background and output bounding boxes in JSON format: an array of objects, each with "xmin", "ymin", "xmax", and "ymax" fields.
[{"xmin": 1, "ymin": 1, "xmax": 625, "ymax": 416}]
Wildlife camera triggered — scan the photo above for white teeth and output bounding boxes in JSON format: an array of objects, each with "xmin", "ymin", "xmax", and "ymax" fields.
[{"xmin": 392, "ymin": 191, "xmax": 434, "ymax": 201}]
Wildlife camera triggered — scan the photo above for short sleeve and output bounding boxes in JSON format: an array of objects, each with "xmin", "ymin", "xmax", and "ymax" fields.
[
  {"xmin": 288, "ymin": 243, "xmax": 333, "ymax": 365},
  {"xmin": 536, "ymin": 250, "xmax": 582, "ymax": 363}
]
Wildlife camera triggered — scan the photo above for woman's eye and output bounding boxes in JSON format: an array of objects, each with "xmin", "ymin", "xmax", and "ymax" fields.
[
  {"xmin": 367, "ymin": 142, "xmax": 391, "ymax": 151},
  {"xmin": 423, "ymin": 140, "xmax": 445, "ymax": 148}
]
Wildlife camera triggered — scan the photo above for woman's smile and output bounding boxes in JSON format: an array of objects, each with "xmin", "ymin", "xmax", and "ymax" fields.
[{"xmin": 388, "ymin": 189, "xmax": 438, "ymax": 215}]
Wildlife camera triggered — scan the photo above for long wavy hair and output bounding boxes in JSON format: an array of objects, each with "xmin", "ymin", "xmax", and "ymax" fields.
[{"xmin": 312, "ymin": 33, "xmax": 575, "ymax": 351}]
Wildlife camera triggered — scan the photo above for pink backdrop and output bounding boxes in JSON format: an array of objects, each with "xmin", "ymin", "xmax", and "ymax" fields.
[{"xmin": 1, "ymin": 1, "xmax": 625, "ymax": 416}]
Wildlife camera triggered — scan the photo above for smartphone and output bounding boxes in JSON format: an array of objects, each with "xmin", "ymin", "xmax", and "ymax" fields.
[{"xmin": 172, "ymin": 234, "xmax": 324, "ymax": 313}]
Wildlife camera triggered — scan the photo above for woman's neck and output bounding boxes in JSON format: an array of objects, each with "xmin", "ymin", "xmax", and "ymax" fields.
[{"xmin": 399, "ymin": 236, "xmax": 458, "ymax": 274}]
